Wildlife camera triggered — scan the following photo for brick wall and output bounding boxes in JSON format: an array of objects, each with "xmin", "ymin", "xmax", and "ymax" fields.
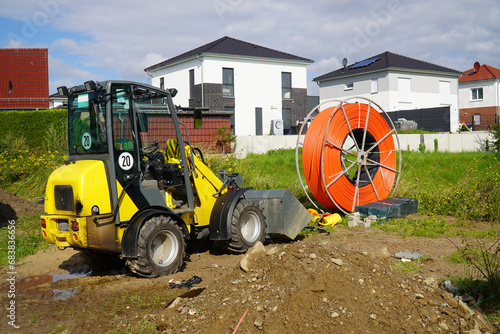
[
  {"xmin": 141, "ymin": 112, "xmax": 232, "ymax": 153},
  {"xmin": 283, "ymin": 87, "xmax": 308, "ymax": 127},
  {"xmin": 189, "ymin": 83, "xmax": 234, "ymax": 111},
  {"xmin": 459, "ymin": 106, "xmax": 499, "ymax": 130},
  {"xmin": 0, "ymin": 48, "xmax": 49, "ymax": 109}
]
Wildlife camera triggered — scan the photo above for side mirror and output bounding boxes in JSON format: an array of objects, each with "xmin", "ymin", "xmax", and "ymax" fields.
[
  {"xmin": 169, "ymin": 88, "xmax": 178, "ymax": 97},
  {"xmin": 194, "ymin": 109, "xmax": 202, "ymax": 129}
]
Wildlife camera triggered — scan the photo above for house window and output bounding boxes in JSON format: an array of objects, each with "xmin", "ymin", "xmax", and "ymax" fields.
[
  {"xmin": 189, "ymin": 69, "xmax": 195, "ymax": 99},
  {"xmin": 344, "ymin": 82, "xmax": 354, "ymax": 91},
  {"xmin": 474, "ymin": 114, "xmax": 481, "ymax": 125},
  {"xmin": 8, "ymin": 80, "xmax": 13, "ymax": 93},
  {"xmin": 471, "ymin": 88, "xmax": 483, "ymax": 101},
  {"xmin": 223, "ymin": 68, "xmax": 234, "ymax": 97},
  {"xmin": 371, "ymin": 79, "xmax": 378, "ymax": 94},
  {"xmin": 282, "ymin": 72, "xmax": 291, "ymax": 99},
  {"xmin": 159, "ymin": 77, "xmax": 164, "ymax": 90},
  {"xmin": 398, "ymin": 77, "xmax": 411, "ymax": 103}
]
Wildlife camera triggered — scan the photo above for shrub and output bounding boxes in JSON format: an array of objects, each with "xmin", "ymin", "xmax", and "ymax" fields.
[
  {"xmin": 0, "ymin": 109, "xmax": 66, "ymax": 150},
  {"xmin": 451, "ymin": 237, "xmax": 500, "ymax": 302},
  {"xmin": 491, "ymin": 123, "xmax": 500, "ymax": 153}
]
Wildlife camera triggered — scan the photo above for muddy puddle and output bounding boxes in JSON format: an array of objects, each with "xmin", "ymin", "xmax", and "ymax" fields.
[{"xmin": 1, "ymin": 271, "xmax": 92, "ymax": 300}]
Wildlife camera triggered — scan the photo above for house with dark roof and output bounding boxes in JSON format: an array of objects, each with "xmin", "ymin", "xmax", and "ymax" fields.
[
  {"xmin": 313, "ymin": 51, "xmax": 462, "ymax": 132},
  {"xmin": 0, "ymin": 48, "xmax": 49, "ymax": 110},
  {"xmin": 458, "ymin": 62, "xmax": 500, "ymax": 130},
  {"xmin": 144, "ymin": 36, "xmax": 314, "ymax": 136}
]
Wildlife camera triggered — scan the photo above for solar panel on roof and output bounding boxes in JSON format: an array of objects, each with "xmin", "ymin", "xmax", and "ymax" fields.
[{"xmin": 350, "ymin": 57, "xmax": 380, "ymax": 69}]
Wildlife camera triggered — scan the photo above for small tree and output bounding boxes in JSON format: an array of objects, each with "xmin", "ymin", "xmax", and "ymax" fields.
[
  {"xmin": 490, "ymin": 123, "xmax": 500, "ymax": 153},
  {"xmin": 212, "ymin": 126, "xmax": 235, "ymax": 153}
]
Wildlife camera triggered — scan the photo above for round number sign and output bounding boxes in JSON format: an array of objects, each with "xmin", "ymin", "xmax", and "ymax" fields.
[
  {"xmin": 82, "ymin": 132, "xmax": 92, "ymax": 150},
  {"xmin": 118, "ymin": 152, "xmax": 134, "ymax": 171}
]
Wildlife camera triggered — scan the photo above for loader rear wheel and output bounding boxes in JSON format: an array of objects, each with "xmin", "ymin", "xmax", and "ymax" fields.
[
  {"xmin": 227, "ymin": 199, "xmax": 266, "ymax": 253},
  {"xmin": 127, "ymin": 216, "xmax": 185, "ymax": 278}
]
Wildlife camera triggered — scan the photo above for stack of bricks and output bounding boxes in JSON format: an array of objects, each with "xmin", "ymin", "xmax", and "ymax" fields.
[{"xmin": 348, "ymin": 213, "xmax": 378, "ymax": 228}]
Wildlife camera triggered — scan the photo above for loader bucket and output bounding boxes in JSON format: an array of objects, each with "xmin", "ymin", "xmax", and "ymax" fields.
[{"xmin": 244, "ymin": 189, "xmax": 312, "ymax": 240}]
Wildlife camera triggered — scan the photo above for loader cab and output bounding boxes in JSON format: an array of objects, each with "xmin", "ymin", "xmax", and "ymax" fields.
[{"xmin": 65, "ymin": 81, "xmax": 194, "ymax": 225}]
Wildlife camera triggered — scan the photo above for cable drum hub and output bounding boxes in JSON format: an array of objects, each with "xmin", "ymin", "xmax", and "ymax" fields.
[{"xmin": 296, "ymin": 97, "xmax": 401, "ymax": 214}]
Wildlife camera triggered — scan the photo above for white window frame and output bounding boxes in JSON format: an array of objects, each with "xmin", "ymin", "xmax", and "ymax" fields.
[
  {"xmin": 474, "ymin": 114, "xmax": 481, "ymax": 125},
  {"xmin": 223, "ymin": 68, "xmax": 234, "ymax": 97},
  {"xmin": 344, "ymin": 82, "xmax": 353, "ymax": 91},
  {"xmin": 471, "ymin": 88, "xmax": 483, "ymax": 101},
  {"xmin": 282, "ymin": 72, "xmax": 292, "ymax": 99}
]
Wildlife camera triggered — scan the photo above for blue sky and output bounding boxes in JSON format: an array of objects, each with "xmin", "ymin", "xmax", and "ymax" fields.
[{"xmin": 1, "ymin": 0, "xmax": 499, "ymax": 96}]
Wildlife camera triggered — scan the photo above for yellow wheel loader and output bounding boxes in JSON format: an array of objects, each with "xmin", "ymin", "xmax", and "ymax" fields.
[{"xmin": 40, "ymin": 80, "xmax": 311, "ymax": 277}]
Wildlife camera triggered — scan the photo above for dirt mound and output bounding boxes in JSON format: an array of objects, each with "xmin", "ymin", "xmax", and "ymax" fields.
[
  {"xmin": 159, "ymin": 237, "xmax": 494, "ymax": 333},
  {"xmin": 1, "ymin": 227, "xmax": 498, "ymax": 333},
  {"xmin": 0, "ymin": 188, "xmax": 43, "ymax": 223}
]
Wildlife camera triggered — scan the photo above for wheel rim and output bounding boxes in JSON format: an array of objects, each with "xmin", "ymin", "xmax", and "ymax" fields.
[
  {"xmin": 240, "ymin": 210, "xmax": 261, "ymax": 243},
  {"xmin": 150, "ymin": 230, "xmax": 179, "ymax": 267}
]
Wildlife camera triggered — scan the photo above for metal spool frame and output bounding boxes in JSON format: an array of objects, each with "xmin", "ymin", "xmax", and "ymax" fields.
[{"xmin": 295, "ymin": 97, "xmax": 402, "ymax": 214}]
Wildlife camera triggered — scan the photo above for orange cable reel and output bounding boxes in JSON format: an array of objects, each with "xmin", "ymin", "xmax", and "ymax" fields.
[{"xmin": 301, "ymin": 98, "xmax": 400, "ymax": 213}]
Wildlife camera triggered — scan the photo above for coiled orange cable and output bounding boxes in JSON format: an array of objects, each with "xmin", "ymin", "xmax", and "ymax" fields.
[{"xmin": 302, "ymin": 103, "xmax": 396, "ymax": 212}]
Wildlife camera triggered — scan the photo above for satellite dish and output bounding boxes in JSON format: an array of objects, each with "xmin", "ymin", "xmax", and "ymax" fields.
[
  {"xmin": 474, "ymin": 61, "xmax": 480, "ymax": 72},
  {"xmin": 342, "ymin": 58, "xmax": 348, "ymax": 68}
]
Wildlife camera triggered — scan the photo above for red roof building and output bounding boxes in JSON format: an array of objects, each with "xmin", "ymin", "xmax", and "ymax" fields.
[
  {"xmin": 458, "ymin": 62, "xmax": 500, "ymax": 130},
  {"xmin": 0, "ymin": 48, "xmax": 49, "ymax": 110}
]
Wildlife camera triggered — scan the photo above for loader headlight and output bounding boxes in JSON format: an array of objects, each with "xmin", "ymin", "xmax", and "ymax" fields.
[
  {"xmin": 84, "ymin": 80, "xmax": 97, "ymax": 91},
  {"xmin": 92, "ymin": 205, "xmax": 100, "ymax": 215},
  {"xmin": 71, "ymin": 221, "xmax": 79, "ymax": 232},
  {"xmin": 41, "ymin": 218, "xmax": 46, "ymax": 229}
]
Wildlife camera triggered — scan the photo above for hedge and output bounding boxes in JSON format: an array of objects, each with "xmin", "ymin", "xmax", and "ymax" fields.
[{"xmin": 0, "ymin": 109, "xmax": 67, "ymax": 149}]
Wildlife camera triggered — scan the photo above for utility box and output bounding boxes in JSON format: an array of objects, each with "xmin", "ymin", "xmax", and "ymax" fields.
[
  {"xmin": 245, "ymin": 189, "xmax": 311, "ymax": 239},
  {"xmin": 271, "ymin": 119, "xmax": 284, "ymax": 135},
  {"xmin": 355, "ymin": 197, "xmax": 418, "ymax": 218}
]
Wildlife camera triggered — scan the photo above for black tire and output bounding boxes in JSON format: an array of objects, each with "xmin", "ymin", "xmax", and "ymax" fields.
[
  {"xmin": 127, "ymin": 216, "xmax": 185, "ymax": 278},
  {"xmin": 227, "ymin": 199, "xmax": 266, "ymax": 253}
]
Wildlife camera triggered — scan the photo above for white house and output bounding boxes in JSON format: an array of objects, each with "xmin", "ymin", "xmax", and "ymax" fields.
[
  {"xmin": 144, "ymin": 36, "xmax": 313, "ymax": 136},
  {"xmin": 313, "ymin": 51, "xmax": 462, "ymax": 132},
  {"xmin": 458, "ymin": 62, "xmax": 500, "ymax": 130},
  {"xmin": 49, "ymin": 92, "xmax": 66, "ymax": 108}
]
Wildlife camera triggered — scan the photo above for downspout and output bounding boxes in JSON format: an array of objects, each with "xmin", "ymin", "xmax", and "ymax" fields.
[
  {"xmin": 456, "ymin": 74, "xmax": 461, "ymax": 132},
  {"xmin": 196, "ymin": 54, "xmax": 204, "ymax": 108},
  {"xmin": 497, "ymin": 80, "xmax": 499, "ymax": 124}
]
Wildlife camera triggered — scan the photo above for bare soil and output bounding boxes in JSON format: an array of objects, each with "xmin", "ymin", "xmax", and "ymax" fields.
[
  {"xmin": 0, "ymin": 188, "xmax": 43, "ymax": 224},
  {"xmin": 1, "ymin": 190, "xmax": 499, "ymax": 334}
]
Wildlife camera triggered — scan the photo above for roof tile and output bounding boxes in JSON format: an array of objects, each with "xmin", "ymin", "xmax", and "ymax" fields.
[{"xmin": 459, "ymin": 64, "xmax": 500, "ymax": 82}]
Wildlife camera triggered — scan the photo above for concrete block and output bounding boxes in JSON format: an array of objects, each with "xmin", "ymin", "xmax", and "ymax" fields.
[
  {"xmin": 360, "ymin": 218, "xmax": 371, "ymax": 228},
  {"xmin": 348, "ymin": 220, "xmax": 358, "ymax": 228}
]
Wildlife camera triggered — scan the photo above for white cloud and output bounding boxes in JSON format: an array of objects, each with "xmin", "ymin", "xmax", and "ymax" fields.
[
  {"xmin": 48, "ymin": 55, "xmax": 94, "ymax": 92},
  {"xmin": 1, "ymin": 0, "xmax": 499, "ymax": 96}
]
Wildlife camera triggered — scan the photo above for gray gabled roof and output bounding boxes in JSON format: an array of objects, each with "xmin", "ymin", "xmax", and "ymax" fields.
[
  {"xmin": 144, "ymin": 36, "xmax": 314, "ymax": 72},
  {"xmin": 313, "ymin": 51, "xmax": 462, "ymax": 82}
]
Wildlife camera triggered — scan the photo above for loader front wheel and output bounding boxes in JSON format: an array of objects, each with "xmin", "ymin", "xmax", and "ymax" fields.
[
  {"xmin": 128, "ymin": 216, "xmax": 185, "ymax": 278},
  {"xmin": 227, "ymin": 199, "xmax": 266, "ymax": 253}
]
